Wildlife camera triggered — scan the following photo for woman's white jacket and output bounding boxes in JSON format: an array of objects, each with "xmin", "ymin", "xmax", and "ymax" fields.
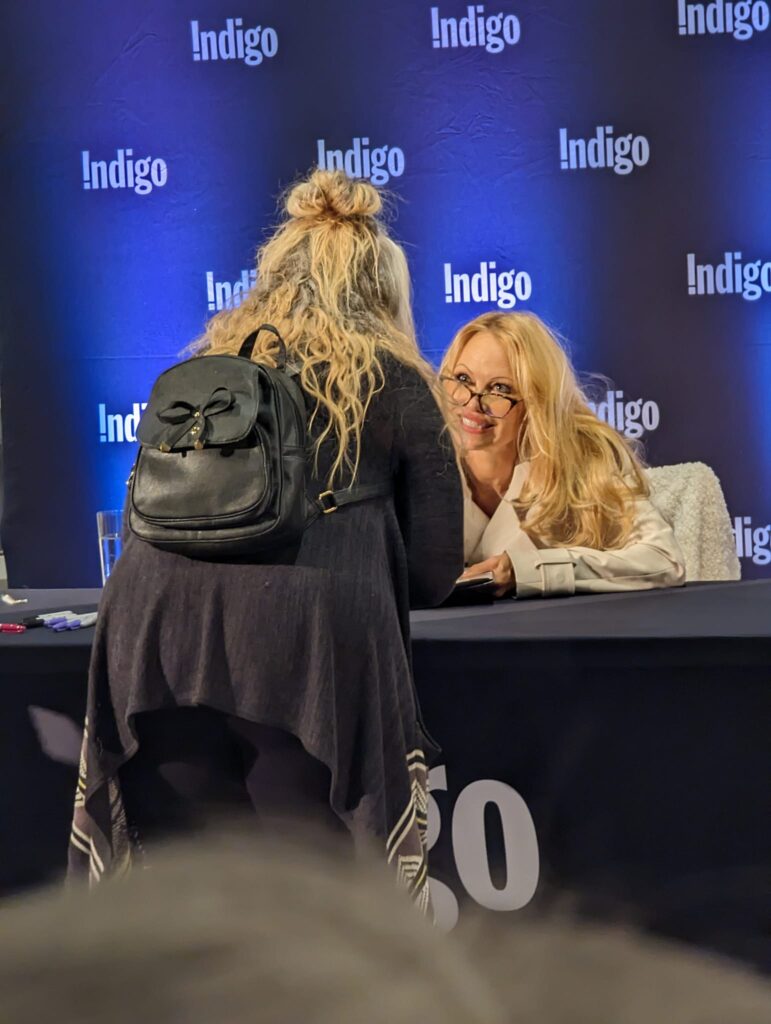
[{"xmin": 465, "ymin": 461, "xmax": 686, "ymax": 598}]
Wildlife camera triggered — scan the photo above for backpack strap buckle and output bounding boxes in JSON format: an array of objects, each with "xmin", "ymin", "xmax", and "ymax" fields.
[
  {"xmin": 315, "ymin": 482, "xmax": 391, "ymax": 519},
  {"xmin": 317, "ymin": 491, "xmax": 338, "ymax": 515}
]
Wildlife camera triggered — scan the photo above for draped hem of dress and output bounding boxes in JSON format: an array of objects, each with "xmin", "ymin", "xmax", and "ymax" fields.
[{"xmin": 68, "ymin": 355, "xmax": 464, "ymax": 912}]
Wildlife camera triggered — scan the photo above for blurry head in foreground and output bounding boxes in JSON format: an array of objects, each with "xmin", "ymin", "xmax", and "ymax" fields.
[
  {"xmin": 1, "ymin": 836, "xmax": 504, "ymax": 1024},
  {"xmin": 2, "ymin": 835, "xmax": 770, "ymax": 1024}
]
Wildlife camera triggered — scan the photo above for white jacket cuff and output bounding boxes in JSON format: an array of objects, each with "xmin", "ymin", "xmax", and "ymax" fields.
[{"xmin": 507, "ymin": 540, "xmax": 576, "ymax": 598}]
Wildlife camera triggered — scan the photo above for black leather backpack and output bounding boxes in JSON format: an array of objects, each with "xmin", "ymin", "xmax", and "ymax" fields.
[{"xmin": 128, "ymin": 324, "xmax": 389, "ymax": 559}]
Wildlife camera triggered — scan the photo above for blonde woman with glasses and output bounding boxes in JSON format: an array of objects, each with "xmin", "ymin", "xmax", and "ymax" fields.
[
  {"xmin": 70, "ymin": 171, "xmax": 463, "ymax": 908},
  {"xmin": 440, "ymin": 311, "xmax": 685, "ymax": 598}
]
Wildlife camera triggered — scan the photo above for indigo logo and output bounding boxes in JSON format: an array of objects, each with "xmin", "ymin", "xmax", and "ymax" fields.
[
  {"xmin": 81, "ymin": 150, "xmax": 168, "ymax": 196},
  {"xmin": 191, "ymin": 18, "xmax": 278, "ymax": 65},
  {"xmin": 587, "ymin": 391, "xmax": 661, "ymax": 440},
  {"xmin": 316, "ymin": 138, "xmax": 405, "ymax": 186},
  {"xmin": 99, "ymin": 403, "xmax": 147, "ymax": 444},
  {"xmin": 687, "ymin": 252, "xmax": 771, "ymax": 301},
  {"xmin": 733, "ymin": 517, "xmax": 771, "ymax": 565},
  {"xmin": 206, "ymin": 269, "xmax": 257, "ymax": 312},
  {"xmin": 443, "ymin": 261, "xmax": 532, "ymax": 310},
  {"xmin": 559, "ymin": 127, "xmax": 650, "ymax": 176},
  {"xmin": 678, "ymin": 0, "xmax": 770, "ymax": 39},
  {"xmin": 431, "ymin": 5, "xmax": 521, "ymax": 51}
]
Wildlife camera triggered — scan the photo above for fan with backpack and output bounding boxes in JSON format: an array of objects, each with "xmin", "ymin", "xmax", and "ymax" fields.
[{"xmin": 128, "ymin": 324, "xmax": 390, "ymax": 561}]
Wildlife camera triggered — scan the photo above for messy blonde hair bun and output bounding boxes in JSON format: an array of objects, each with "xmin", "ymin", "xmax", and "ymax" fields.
[
  {"xmin": 286, "ymin": 170, "xmax": 382, "ymax": 220},
  {"xmin": 199, "ymin": 168, "xmax": 434, "ymax": 487}
]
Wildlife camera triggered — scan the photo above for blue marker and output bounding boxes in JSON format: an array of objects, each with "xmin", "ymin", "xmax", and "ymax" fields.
[{"xmin": 63, "ymin": 613, "xmax": 98, "ymax": 630}]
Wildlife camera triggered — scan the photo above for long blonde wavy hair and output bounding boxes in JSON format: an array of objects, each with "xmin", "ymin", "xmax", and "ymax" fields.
[
  {"xmin": 441, "ymin": 311, "xmax": 649, "ymax": 549},
  {"xmin": 196, "ymin": 170, "xmax": 433, "ymax": 485}
]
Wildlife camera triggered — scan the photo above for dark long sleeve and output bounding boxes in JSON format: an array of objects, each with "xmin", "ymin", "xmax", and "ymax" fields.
[{"xmin": 391, "ymin": 365, "xmax": 464, "ymax": 608}]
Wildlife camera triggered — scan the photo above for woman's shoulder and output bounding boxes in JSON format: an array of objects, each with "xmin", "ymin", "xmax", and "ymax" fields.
[
  {"xmin": 376, "ymin": 350, "xmax": 435, "ymax": 400},
  {"xmin": 361, "ymin": 351, "xmax": 446, "ymax": 456}
]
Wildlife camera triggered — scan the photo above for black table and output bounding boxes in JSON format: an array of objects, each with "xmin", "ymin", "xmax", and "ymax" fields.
[{"xmin": 2, "ymin": 581, "xmax": 769, "ymax": 970}]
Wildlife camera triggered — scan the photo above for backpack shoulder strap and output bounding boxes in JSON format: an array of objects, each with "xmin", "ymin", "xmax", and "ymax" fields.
[
  {"xmin": 313, "ymin": 481, "xmax": 391, "ymax": 518},
  {"xmin": 239, "ymin": 324, "xmax": 287, "ymax": 368}
]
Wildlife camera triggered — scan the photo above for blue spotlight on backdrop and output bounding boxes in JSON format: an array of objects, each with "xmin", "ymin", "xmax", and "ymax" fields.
[{"xmin": 0, "ymin": 1, "xmax": 769, "ymax": 585}]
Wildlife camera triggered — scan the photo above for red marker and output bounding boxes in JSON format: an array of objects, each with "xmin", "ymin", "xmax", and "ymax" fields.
[{"xmin": 0, "ymin": 623, "xmax": 26, "ymax": 634}]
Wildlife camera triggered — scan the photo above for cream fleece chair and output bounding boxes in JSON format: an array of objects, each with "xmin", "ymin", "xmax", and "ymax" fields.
[{"xmin": 645, "ymin": 462, "xmax": 740, "ymax": 582}]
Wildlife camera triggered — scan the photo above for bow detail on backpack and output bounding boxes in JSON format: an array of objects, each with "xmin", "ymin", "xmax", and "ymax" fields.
[
  {"xmin": 130, "ymin": 324, "xmax": 393, "ymax": 558},
  {"xmin": 156, "ymin": 387, "xmax": 236, "ymax": 451}
]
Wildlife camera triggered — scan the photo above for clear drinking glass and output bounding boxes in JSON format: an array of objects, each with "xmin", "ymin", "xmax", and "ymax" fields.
[{"xmin": 96, "ymin": 509, "xmax": 123, "ymax": 585}]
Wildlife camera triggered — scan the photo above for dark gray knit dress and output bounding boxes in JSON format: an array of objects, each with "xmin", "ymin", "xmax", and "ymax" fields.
[{"xmin": 70, "ymin": 358, "xmax": 463, "ymax": 907}]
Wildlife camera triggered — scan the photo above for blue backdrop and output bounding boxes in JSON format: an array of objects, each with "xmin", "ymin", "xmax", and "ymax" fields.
[{"xmin": 1, "ymin": 1, "xmax": 769, "ymax": 586}]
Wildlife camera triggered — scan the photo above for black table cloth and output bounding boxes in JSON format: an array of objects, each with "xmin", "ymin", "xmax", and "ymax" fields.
[{"xmin": 2, "ymin": 581, "xmax": 769, "ymax": 970}]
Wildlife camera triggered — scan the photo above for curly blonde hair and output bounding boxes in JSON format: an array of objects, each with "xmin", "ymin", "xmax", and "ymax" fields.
[
  {"xmin": 197, "ymin": 170, "xmax": 433, "ymax": 485},
  {"xmin": 441, "ymin": 311, "xmax": 649, "ymax": 550}
]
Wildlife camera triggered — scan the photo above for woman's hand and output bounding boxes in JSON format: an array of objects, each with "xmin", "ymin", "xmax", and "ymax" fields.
[{"xmin": 460, "ymin": 553, "xmax": 516, "ymax": 597}]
